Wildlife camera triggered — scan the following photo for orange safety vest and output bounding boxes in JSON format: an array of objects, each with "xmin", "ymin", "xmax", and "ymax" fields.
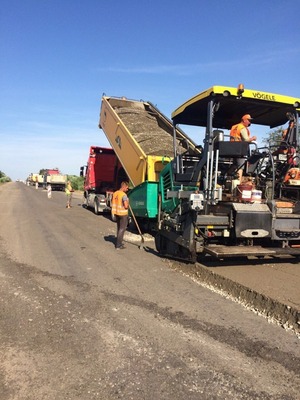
[
  {"xmin": 230, "ymin": 123, "xmax": 250, "ymax": 142},
  {"xmin": 111, "ymin": 190, "xmax": 128, "ymax": 216}
]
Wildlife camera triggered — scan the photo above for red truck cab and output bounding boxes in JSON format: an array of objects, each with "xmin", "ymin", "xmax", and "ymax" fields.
[{"xmin": 81, "ymin": 146, "xmax": 127, "ymax": 214}]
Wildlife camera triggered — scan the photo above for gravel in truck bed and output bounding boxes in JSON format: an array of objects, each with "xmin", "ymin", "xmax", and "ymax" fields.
[{"xmin": 114, "ymin": 106, "xmax": 187, "ymax": 157}]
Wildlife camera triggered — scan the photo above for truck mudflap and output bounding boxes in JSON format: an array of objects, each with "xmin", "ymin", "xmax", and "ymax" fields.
[{"xmin": 203, "ymin": 245, "xmax": 300, "ymax": 258}]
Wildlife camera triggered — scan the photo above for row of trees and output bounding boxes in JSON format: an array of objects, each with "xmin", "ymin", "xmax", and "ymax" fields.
[
  {"xmin": 0, "ymin": 171, "xmax": 11, "ymax": 183},
  {"xmin": 262, "ymin": 120, "xmax": 300, "ymax": 148},
  {"xmin": 262, "ymin": 127, "xmax": 283, "ymax": 147},
  {"xmin": 67, "ymin": 175, "xmax": 84, "ymax": 191}
]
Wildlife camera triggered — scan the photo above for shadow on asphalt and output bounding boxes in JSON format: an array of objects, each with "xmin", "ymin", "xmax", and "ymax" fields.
[
  {"xmin": 104, "ymin": 234, "xmax": 159, "ymax": 257},
  {"xmin": 104, "ymin": 235, "xmax": 116, "ymax": 246}
]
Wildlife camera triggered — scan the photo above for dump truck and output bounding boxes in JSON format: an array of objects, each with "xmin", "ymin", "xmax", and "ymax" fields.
[
  {"xmin": 42, "ymin": 169, "xmax": 67, "ymax": 191},
  {"xmin": 27, "ymin": 173, "xmax": 43, "ymax": 187},
  {"xmin": 99, "ymin": 96, "xmax": 201, "ymax": 224},
  {"xmin": 80, "ymin": 146, "xmax": 127, "ymax": 214},
  {"xmin": 154, "ymin": 84, "xmax": 300, "ymax": 261}
]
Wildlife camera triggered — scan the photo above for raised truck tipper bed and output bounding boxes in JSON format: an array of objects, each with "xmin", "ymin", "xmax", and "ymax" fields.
[{"xmin": 99, "ymin": 96, "xmax": 201, "ymax": 222}]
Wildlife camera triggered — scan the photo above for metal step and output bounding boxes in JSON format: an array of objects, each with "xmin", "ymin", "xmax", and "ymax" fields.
[{"xmin": 203, "ymin": 245, "xmax": 300, "ymax": 258}]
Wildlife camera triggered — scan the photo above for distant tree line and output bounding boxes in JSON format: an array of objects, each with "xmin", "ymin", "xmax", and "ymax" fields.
[
  {"xmin": 262, "ymin": 127, "xmax": 284, "ymax": 148},
  {"xmin": 0, "ymin": 171, "xmax": 12, "ymax": 183},
  {"xmin": 67, "ymin": 175, "xmax": 84, "ymax": 191},
  {"xmin": 263, "ymin": 125, "xmax": 300, "ymax": 148}
]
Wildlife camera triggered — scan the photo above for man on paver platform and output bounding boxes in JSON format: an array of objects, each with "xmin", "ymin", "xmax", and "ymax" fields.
[
  {"xmin": 230, "ymin": 114, "xmax": 257, "ymax": 182},
  {"xmin": 111, "ymin": 181, "xmax": 129, "ymax": 250}
]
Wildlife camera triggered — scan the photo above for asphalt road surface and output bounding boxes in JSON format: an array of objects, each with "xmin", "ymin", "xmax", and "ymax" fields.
[{"xmin": 0, "ymin": 182, "xmax": 299, "ymax": 400}]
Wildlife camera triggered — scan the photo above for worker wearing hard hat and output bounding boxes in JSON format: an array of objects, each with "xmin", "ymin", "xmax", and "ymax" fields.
[
  {"xmin": 230, "ymin": 114, "xmax": 257, "ymax": 182},
  {"xmin": 230, "ymin": 114, "xmax": 257, "ymax": 142},
  {"xmin": 111, "ymin": 181, "xmax": 129, "ymax": 250}
]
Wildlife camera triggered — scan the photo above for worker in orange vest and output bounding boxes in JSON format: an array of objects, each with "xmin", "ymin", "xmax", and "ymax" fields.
[
  {"xmin": 230, "ymin": 114, "xmax": 257, "ymax": 182},
  {"xmin": 111, "ymin": 181, "xmax": 129, "ymax": 250}
]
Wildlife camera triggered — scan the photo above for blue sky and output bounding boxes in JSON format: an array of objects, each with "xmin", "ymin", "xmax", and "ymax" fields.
[{"xmin": 1, "ymin": 0, "xmax": 300, "ymax": 180}]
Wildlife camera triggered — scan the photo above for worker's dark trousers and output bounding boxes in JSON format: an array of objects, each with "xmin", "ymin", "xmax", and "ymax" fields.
[{"xmin": 115, "ymin": 215, "xmax": 128, "ymax": 248}]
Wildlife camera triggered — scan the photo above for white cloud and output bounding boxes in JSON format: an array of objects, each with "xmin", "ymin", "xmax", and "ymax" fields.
[{"xmin": 95, "ymin": 47, "xmax": 300, "ymax": 76}]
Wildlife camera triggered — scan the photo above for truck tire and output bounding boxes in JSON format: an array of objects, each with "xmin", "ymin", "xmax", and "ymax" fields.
[
  {"xmin": 83, "ymin": 192, "xmax": 89, "ymax": 208},
  {"xmin": 94, "ymin": 199, "xmax": 99, "ymax": 215}
]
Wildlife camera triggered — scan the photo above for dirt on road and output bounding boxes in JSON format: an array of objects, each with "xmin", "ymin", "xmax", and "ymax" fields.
[{"xmin": 0, "ymin": 182, "xmax": 299, "ymax": 400}]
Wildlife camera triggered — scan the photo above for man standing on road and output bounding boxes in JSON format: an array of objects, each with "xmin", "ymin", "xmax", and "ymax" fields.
[
  {"xmin": 65, "ymin": 181, "xmax": 74, "ymax": 208},
  {"xmin": 111, "ymin": 181, "xmax": 129, "ymax": 250}
]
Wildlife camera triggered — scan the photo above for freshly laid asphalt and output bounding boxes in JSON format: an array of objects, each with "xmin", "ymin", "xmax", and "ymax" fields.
[
  {"xmin": 125, "ymin": 222, "xmax": 300, "ymax": 335},
  {"xmin": 173, "ymin": 254, "xmax": 300, "ymax": 335}
]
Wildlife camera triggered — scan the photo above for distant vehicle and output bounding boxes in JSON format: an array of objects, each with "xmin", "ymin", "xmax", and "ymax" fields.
[
  {"xmin": 43, "ymin": 169, "xmax": 67, "ymax": 191},
  {"xmin": 80, "ymin": 146, "xmax": 127, "ymax": 215},
  {"xmin": 27, "ymin": 173, "xmax": 43, "ymax": 187}
]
